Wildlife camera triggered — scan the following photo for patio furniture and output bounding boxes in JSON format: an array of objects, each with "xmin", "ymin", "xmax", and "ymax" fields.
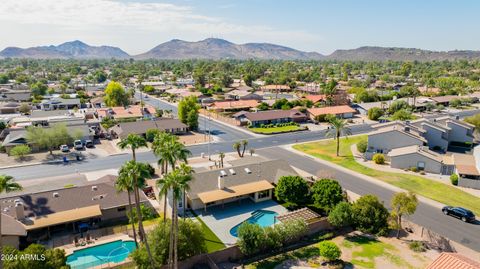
[{"xmin": 73, "ymin": 236, "xmax": 80, "ymax": 247}]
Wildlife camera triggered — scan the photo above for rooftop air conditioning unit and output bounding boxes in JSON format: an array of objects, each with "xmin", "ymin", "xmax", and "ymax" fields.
[
  {"xmin": 220, "ymin": 170, "xmax": 227, "ymax": 177},
  {"xmin": 244, "ymin": 168, "xmax": 252, "ymax": 174},
  {"xmin": 229, "ymin": 169, "xmax": 236, "ymax": 175},
  {"xmin": 92, "ymin": 186, "xmax": 98, "ymax": 191},
  {"xmin": 53, "ymin": 192, "xmax": 59, "ymax": 198}
]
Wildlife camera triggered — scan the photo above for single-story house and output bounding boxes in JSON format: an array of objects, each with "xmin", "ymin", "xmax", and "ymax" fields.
[
  {"xmin": 225, "ymin": 89, "xmax": 262, "ymax": 101},
  {"xmin": 260, "ymin": 85, "xmax": 291, "ymax": 92},
  {"xmin": 0, "ymin": 175, "xmax": 149, "ymax": 248},
  {"xmin": 96, "ymin": 105, "xmax": 156, "ymax": 120},
  {"xmin": 90, "ymin": 96, "xmax": 105, "ymax": 108},
  {"xmin": 0, "ymin": 91, "xmax": 31, "ymax": 102},
  {"xmin": 365, "ymin": 123, "xmax": 427, "ymax": 159},
  {"xmin": 209, "ymin": 100, "xmax": 259, "ymax": 112},
  {"xmin": 430, "ymin": 95, "xmax": 468, "ymax": 106},
  {"xmin": 426, "ymin": 252, "xmax": 480, "ymax": 269},
  {"xmin": 39, "ymin": 98, "xmax": 81, "ymax": 110},
  {"xmin": 235, "ymin": 109, "xmax": 307, "ymax": 127},
  {"xmin": 0, "ymin": 102, "xmax": 23, "ymax": 114},
  {"xmin": 388, "ymin": 145, "xmax": 445, "ymax": 174},
  {"xmin": 184, "ymin": 159, "xmax": 299, "ymax": 211},
  {"xmin": 452, "ymin": 153, "xmax": 480, "ymax": 180},
  {"xmin": 1, "ymin": 123, "xmax": 94, "ymax": 154},
  {"xmin": 306, "ymin": 105, "xmax": 356, "ymax": 121},
  {"xmin": 304, "ymin": 95, "xmax": 327, "ymax": 104},
  {"xmin": 109, "ymin": 118, "xmax": 188, "ymax": 139}
]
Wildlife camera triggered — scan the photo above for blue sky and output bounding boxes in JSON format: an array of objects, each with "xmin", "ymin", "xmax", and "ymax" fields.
[{"xmin": 0, "ymin": 0, "xmax": 479, "ymax": 54}]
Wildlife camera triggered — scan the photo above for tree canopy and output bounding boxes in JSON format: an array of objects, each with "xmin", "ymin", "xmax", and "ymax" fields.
[{"xmin": 104, "ymin": 81, "xmax": 129, "ymax": 107}]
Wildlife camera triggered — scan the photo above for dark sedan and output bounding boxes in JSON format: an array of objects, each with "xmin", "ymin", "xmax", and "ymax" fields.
[{"xmin": 442, "ymin": 206, "xmax": 476, "ymax": 223}]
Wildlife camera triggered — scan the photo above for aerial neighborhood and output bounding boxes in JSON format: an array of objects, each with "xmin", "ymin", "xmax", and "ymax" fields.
[{"xmin": 0, "ymin": 2, "xmax": 480, "ymax": 269}]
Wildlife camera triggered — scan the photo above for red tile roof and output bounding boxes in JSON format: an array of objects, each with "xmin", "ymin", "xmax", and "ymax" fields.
[
  {"xmin": 305, "ymin": 95, "xmax": 326, "ymax": 103},
  {"xmin": 307, "ymin": 105, "xmax": 356, "ymax": 116},
  {"xmin": 260, "ymin": 85, "xmax": 290, "ymax": 91},
  {"xmin": 210, "ymin": 100, "xmax": 259, "ymax": 110},
  {"xmin": 426, "ymin": 252, "xmax": 480, "ymax": 269}
]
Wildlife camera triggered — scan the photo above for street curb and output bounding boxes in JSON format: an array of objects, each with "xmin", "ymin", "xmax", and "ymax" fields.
[{"xmin": 280, "ymin": 143, "xmax": 447, "ymax": 210}]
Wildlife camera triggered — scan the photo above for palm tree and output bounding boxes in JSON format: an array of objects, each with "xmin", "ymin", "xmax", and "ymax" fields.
[
  {"xmin": 115, "ymin": 169, "xmax": 140, "ymax": 248},
  {"xmin": 326, "ymin": 117, "xmax": 352, "ymax": 157},
  {"xmin": 322, "ymin": 79, "xmax": 338, "ymax": 106},
  {"xmin": 241, "ymin": 140, "xmax": 248, "ymax": 157},
  {"xmin": 152, "ymin": 132, "xmax": 173, "ymax": 174},
  {"xmin": 163, "ymin": 166, "xmax": 193, "ymax": 269},
  {"xmin": 178, "ymin": 163, "xmax": 194, "ymax": 218},
  {"xmin": 117, "ymin": 134, "xmax": 147, "ymax": 162},
  {"xmin": 233, "ymin": 142, "xmax": 241, "ymax": 157},
  {"xmin": 120, "ymin": 161, "xmax": 155, "ymax": 268},
  {"xmin": 0, "ymin": 175, "xmax": 22, "ymax": 268},
  {"xmin": 218, "ymin": 152, "xmax": 225, "ymax": 168}
]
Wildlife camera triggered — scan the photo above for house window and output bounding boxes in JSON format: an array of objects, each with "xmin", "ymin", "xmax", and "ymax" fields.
[
  {"xmin": 417, "ymin": 162, "xmax": 425, "ymax": 170},
  {"xmin": 376, "ymin": 149, "xmax": 383, "ymax": 153},
  {"xmin": 257, "ymin": 190, "xmax": 270, "ymax": 199},
  {"xmin": 117, "ymin": 207, "xmax": 126, "ymax": 212}
]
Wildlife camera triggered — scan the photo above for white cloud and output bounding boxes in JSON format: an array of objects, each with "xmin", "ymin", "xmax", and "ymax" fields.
[{"xmin": 0, "ymin": 0, "xmax": 321, "ymax": 54}]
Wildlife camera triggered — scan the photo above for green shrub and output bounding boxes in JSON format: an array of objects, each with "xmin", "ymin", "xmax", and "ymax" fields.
[
  {"xmin": 328, "ymin": 202, "xmax": 354, "ymax": 228},
  {"xmin": 318, "ymin": 241, "xmax": 341, "ymax": 261},
  {"xmin": 356, "ymin": 140, "xmax": 368, "ymax": 153},
  {"xmin": 145, "ymin": 128, "xmax": 161, "ymax": 142},
  {"xmin": 450, "ymin": 174, "xmax": 459, "ymax": 186},
  {"xmin": 408, "ymin": 241, "xmax": 426, "ymax": 252},
  {"xmin": 9, "ymin": 145, "xmax": 31, "ymax": 159},
  {"xmin": 372, "ymin": 153, "xmax": 385, "ymax": 164},
  {"xmin": 275, "ymin": 175, "xmax": 310, "ymax": 206},
  {"xmin": 368, "ymin": 107, "xmax": 384, "ymax": 121},
  {"xmin": 410, "ymin": 167, "xmax": 419, "ymax": 172}
]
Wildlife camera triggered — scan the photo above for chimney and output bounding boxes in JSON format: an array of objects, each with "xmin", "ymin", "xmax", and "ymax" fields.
[
  {"xmin": 217, "ymin": 176, "xmax": 224, "ymax": 190},
  {"xmin": 53, "ymin": 192, "xmax": 59, "ymax": 198},
  {"xmin": 14, "ymin": 202, "xmax": 25, "ymax": 220},
  {"xmin": 404, "ymin": 126, "xmax": 410, "ymax": 132}
]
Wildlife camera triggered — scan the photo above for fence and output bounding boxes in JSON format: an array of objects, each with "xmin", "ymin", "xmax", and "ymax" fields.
[
  {"xmin": 50, "ymin": 225, "xmax": 130, "ymax": 248},
  {"xmin": 458, "ymin": 178, "xmax": 480, "ymax": 190}
]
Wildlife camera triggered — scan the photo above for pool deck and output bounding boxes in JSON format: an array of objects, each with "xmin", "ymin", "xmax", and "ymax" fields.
[
  {"xmin": 62, "ymin": 234, "xmax": 133, "ymax": 255},
  {"xmin": 195, "ymin": 199, "xmax": 288, "ymax": 246}
]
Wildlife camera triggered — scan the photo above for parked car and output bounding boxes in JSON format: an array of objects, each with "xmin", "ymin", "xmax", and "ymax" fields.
[
  {"xmin": 60, "ymin": 145, "xmax": 69, "ymax": 152},
  {"xmin": 442, "ymin": 206, "xmax": 476, "ymax": 222},
  {"xmin": 85, "ymin": 140, "xmax": 94, "ymax": 148},
  {"xmin": 74, "ymin": 140, "xmax": 84, "ymax": 150}
]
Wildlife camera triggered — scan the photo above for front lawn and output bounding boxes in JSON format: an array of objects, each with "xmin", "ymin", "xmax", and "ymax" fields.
[
  {"xmin": 249, "ymin": 125, "xmax": 304, "ymax": 134},
  {"xmin": 293, "ymin": 135, "xmax": 480, "ymax": 215}
]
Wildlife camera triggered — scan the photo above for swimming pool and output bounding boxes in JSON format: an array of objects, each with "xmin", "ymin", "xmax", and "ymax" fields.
[
  {"xmin": 230, "ymin": 210, "xmax": 278, "ymax": 237},
  {"xmin": 66, "ymin": 240, "xmax": 136, "ymax": 269}
]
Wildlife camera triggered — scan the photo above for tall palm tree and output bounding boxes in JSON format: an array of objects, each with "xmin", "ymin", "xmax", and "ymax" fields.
[
  {"xmin": 116, "ymin": 164, "xmax": 145, "ymax": 248},
  {"xmin": 0, "ymin": 175, "xmax": 22, "ymax": 268},
  {"xmin": 178, "ymin": 163, "xmax": 194, "ymax": 218},
  {"xmin": 326, "ymin": 117, "xmax": 352, "ymax": 157},
  {"xmin": 152, "ymin": 132, "xmax": 173, "ymax": 174},
  {"xmin": 121, "ymin": 161, "xmax": 155, "ymax": 268},
  {"xmin": 218, "ymin": 152, "xmax": 225, "ymax": 168},
  {"xmin": 163, "ymin": 166, "xmax": 193, "ymax": 269},
  {"xmin": 233, "ymin": 142, "xmax": 241, "ymax": 157},
  {"xmin": 117, "ymin": 134, "xmax": 147, "ymax": 162},
  {"xmin": 241, "ymin": 140, "xmax": 248, "ymax": 157}
]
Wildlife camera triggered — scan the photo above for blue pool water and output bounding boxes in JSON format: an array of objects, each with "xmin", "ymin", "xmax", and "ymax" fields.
[
  {"xmin": 67, "ymin": 240, "xmax": 136, "ymax": 269},
  {"xmin": 230, "ymin": 210, "xmax": 278, "ymax": 237}
]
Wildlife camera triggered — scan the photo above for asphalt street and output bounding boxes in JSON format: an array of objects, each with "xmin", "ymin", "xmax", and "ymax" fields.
[{"xmin": 257, "ymin": 147, "xmax": 480, "ymax": 252}]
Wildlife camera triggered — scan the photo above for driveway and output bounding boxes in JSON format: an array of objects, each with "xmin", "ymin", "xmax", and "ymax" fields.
[{"xmin": 195, "ymin": 199, "xmax": 288, "ymax": 246}]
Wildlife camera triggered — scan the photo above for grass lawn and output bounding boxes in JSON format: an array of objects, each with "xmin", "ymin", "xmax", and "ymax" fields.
[
  {"xmin": 341, "ymin": 235, "xmax": 416, "ymax": 269},
  {"xmin": 249, "ymin": 125, "xmax": 303, "ymax": 134},
  {"xmin": 194, "ymin": 216, "xmax": 226, "ymax": 253},
  {"xmin": 293, "ymin": 135, "xmax": 480, "ymax": 215}
]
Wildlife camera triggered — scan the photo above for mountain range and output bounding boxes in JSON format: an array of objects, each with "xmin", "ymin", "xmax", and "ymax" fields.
[{"xmin": 2, "ymin": 38, "xmax": 480, "ymax": 61}]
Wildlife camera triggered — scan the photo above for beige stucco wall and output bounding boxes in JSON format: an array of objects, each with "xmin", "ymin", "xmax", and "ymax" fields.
[
  {"xmin": 390, "ymin": 153, "xmax": 442, "ymax": 173},
  {"xmin": 368, "ymin": 131, "xmax": 424, "ymax": 154},
  {"xmin": 2, "ymin": 235, "xmax": 20, "ymax": 248}
]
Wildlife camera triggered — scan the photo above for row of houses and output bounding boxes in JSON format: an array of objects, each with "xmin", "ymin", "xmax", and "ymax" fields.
[
  {"xmin": 232, "ymin": 105, "xmax": 356, "ymax": 127},
  {"xmin": 365, "ymin": 117, "xmax": 479, "ymax": 179}
]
